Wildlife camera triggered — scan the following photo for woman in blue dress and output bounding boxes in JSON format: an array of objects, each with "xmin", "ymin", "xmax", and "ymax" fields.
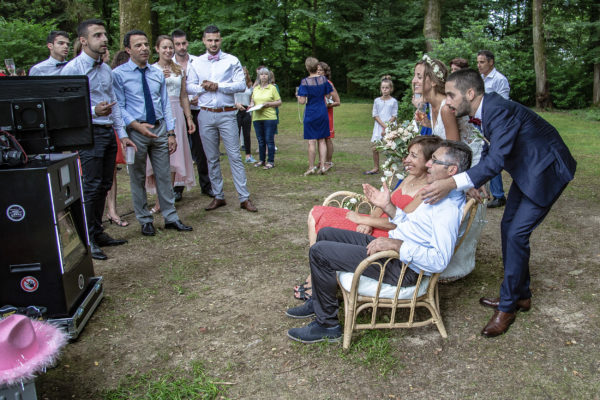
[{"xmin": 296, "ymin": 57, "xmax": 333, "ymax": 175}]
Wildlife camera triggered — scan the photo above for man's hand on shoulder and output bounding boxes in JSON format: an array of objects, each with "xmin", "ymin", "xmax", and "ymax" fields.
[
  {"xmin": 420, "ymin": 177, "xmax": 456, "ymax": 204},
  {"xmin": 367, "ymin": 237, "xmax": 403, "ymax": 256}
]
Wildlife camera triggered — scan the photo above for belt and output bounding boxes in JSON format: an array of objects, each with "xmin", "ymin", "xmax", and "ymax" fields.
[
  {"xmin": 138, "ymin": 119, "xmax": 164, "ymax": 125},
  {"xmin": 93, "ymin": 124, "xmax": 113, "ymax": 129},
  {"xmin": 200, "ymin": 106, "xmax": 237, "ymax": 113}
]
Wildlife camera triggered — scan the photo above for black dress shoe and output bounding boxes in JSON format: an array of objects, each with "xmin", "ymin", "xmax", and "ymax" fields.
[
  {"xmin": 90, "ymin": 242, "xmax": 107, "ymax": 260},
  {"xmin": 95, "ymin": 232, "xmax": 127, "ymax": 247},
  {"xmin": 141, "ymin": 222, "xmax": 156, "ymax": 236},
  {"xmin": 164, "ymin": 220, "xmax": 193, "ymax": 231},
  {"xmin": 481, "ymin": 310, "xmax": 516, "ymax": 337},
  {"xmin": 201, "ymin": 188, "xmax": 215, "ymax": 198},
  {"xmin": 479, "ymin": 297, "xmax": 531, "ymax": 312},
  {"xmin": 174, "ymin": 191, "xmax": 183, "ymax": 202},
  {"xmin": 487, "ymin": 197, "xmax": 506, "ymax": 208}
]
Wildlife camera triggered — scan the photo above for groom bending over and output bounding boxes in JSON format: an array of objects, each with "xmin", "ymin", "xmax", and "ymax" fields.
[{"xmin": 286, "ymin": 141, "xmax": 472, "ymax": 343}]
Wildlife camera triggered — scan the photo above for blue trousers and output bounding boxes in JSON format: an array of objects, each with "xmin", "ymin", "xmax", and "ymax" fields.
[
  {"xmin": 253, "ymin": 119, "xmax": 277, "ymax": 164},
  {"xmin": 490, "ymin": 173, "xmax": 505, "ymax": 199},
  {"xmin": 498, "ymin": 182, "xmax": 565, "ymax": 312}
]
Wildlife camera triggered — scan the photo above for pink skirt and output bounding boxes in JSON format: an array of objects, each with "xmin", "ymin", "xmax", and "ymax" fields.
[{"xmin": 145, "ymin": 96, "xmax": 196, "ymax": 193}]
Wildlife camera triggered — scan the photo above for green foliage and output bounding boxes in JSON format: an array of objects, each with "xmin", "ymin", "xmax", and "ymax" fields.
[
  {"xmin": 102, "ymin": 361, "xmax": 227, "ymax": 400},
  {"xmin": 0, "ymin": 18, "xmax": 58, "ymax": 72}
]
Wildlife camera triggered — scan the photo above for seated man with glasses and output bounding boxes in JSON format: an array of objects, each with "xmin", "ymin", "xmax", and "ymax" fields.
[{"xmin": 285, "ymin": 140, "xmax": 472, "ymax": 344}]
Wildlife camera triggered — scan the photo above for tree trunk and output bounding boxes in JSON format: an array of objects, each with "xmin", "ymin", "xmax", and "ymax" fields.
[
  {"xmin": 423, "ymin": 0, "xmax": 441, "ymax": 52},
  {"xmin": 532, "ymin": 0, "xmax": 552, "ymax": 108},
  {"xmin": 119, "ymin": 0, "xmax": 152, "ymax": 50},
  {"xmin": 591, "ymin": 0, "xmax": 600, "ymax": 106}
]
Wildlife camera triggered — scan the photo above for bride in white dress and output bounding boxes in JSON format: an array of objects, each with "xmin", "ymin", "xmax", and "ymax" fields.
[{"xmin": 413, "ymin": 55, "xmax": 487, "ymax": 281}]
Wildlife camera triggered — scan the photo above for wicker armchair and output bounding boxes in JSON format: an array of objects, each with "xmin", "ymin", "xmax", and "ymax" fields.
[{"xmin": 335, "ymin": 198, "xmax": 478, "ymax": 349}]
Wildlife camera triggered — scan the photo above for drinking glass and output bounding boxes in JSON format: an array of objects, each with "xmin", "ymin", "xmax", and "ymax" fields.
[{"xmin": 4, "ymin": 59, "xmax": 16, "ymax": 76}]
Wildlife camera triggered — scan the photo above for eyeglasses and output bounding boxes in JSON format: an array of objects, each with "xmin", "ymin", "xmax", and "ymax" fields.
[{"xmin": 431, "ymin": 156, "xmax": 456, "ymax": 167}]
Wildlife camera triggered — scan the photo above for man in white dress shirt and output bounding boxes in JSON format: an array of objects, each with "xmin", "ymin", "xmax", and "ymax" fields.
[
  {"xmin": 477, "ymin": 49, "xmax": 510, "ymax": 209},
  {"xmin": 29, "ymin": 30, "xmax": 70, "ymax": 76},
  {"xmin": 61, "ymin": 19, "xmax": 135, "ymax": 260},
  {"xmin": 186, "ymin": 25, "xmax": 257, "ymax": 212},
  {"xmin": 285, "ymin": 141, "xmax": 471, "ymax": 343},
  {"xmin": 171, "ymin": 29, "xmax": 213, "ymax": 199}
]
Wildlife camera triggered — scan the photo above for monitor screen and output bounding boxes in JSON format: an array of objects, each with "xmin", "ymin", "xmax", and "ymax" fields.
[{"xmin": 0, "ymin": 76, "xmax": 94, "ymax": 154}]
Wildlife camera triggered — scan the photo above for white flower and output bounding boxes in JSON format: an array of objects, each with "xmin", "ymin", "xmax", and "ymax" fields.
[
  {"xmin": 380, "ymin": 177, "xmax": 386, "ymax": 183},
  {"xmin": 391, "ymin": 163, "xmax": 398, "ymax": 171},
  {"xmin": 349, "ymin": 198, "xmax": 357, "ymax": 204},
  {"xmin": 396, "ymin": 173, "xmax": 405, "ymax": 180},
  {"xmin": 384, "ymin": 170, "xmax": 393, "ymax": 177}
]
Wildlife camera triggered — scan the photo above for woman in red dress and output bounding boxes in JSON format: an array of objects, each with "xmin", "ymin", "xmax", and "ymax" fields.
[{"xmin": 294, "ymin": 135, "xmax": 442, "ymax": 300}]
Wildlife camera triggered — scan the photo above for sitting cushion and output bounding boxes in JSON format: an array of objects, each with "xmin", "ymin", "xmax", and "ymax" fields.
[{"xmin": 337, "ymin": 271, "xmax": 430, "ymax": 299}]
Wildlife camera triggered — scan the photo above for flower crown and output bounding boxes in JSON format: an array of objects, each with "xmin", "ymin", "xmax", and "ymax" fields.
[{"xmin": 422, "ymin": 54, "xmax": 445, "ymax": 82}]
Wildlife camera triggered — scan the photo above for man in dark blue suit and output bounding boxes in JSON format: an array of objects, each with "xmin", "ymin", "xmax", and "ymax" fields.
[{"xmin": 421, "ymin": 68, "xmax": 576, "ymax": 337}]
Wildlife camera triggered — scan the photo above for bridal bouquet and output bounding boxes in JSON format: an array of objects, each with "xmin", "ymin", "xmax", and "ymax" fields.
[{"xmin": 375, "ymin": 120, "xmax": 420, "ymax": 187}]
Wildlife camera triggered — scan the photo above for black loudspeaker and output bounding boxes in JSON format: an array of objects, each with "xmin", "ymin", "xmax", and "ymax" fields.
[
  {"xmin": 11, "ymin": 101, "xmax": 46, "ymax": 131},
  {"xmin": 0, "ymin": 153, "xmax": 95, "ymax": 318}
]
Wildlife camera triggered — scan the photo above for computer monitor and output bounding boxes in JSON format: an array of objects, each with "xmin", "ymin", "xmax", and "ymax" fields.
[{"xmin": 0, "ymin": 76, "xmax": 94, "ymax": 154}]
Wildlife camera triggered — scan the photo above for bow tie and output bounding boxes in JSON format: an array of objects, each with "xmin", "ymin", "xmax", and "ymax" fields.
[
  {"xmin": 468, "ymin": 117, "xmax": 482, "ymax": 126},
  {"xmin": 208, "ymin": 54, "xmax": 219, "ymax": 61},
  {"xmin": 56, "ymin": 62, "xmax": 68, "ymax": 67},
  {"xmin": 93, "ymin": 58, "xmax": 103, "ymax": 67}
]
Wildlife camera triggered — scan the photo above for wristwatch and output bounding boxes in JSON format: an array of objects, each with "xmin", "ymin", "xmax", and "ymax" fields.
[{"xmin": 167, "ymin": 131, "xmax": 176, "ymax": 137}]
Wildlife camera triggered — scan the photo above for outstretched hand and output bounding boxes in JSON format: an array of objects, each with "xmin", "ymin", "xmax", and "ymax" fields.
[{"xmin": 362, "ymin": 181, "xmax": 391, "ymax": 210}]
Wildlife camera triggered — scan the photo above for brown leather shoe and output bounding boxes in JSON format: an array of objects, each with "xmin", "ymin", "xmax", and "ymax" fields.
[
  {"xmin": 240, "ymin": 199, "xmax": 257, "ymax": 212},
  {"xmin": 205, "ymin": 198, "xmax": 226, "ymax": 211},
  {"xmin": 479, "ymin": 297, "xmax": 531, "ymax": 312},
  {"xmin": 481, "ymin": 310, "xmax": 516, "ymax": 337}
]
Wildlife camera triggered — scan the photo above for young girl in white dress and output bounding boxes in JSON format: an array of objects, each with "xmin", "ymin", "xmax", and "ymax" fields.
[{"xmin": 366, "ymin": 76, "xmax": 397, "ymax": 175}]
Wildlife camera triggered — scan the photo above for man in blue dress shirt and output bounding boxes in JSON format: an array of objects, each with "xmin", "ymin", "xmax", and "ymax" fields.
[
  {"xmin": 61, "ymin": 19, "xmax": 135, "ymax": 260},
  {"xmin": 112, "ymin": 30, "xmax": 192, "ymax": 236},
  {"xmin": 29, "ymin": 31, "xmax": 70, "ymax": 76},
  {"xmin": 286, "ymin": 141, "xmax": 470, "ymax": 343}
]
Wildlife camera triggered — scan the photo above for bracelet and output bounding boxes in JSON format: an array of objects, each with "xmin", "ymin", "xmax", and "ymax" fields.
[{"xmin": 167, "ymin": 132, "xmax": 176, "ymax": 137}]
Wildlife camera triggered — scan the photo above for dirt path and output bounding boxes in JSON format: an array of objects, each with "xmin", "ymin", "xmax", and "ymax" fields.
[{"xmin": 37, "ymin": 133, "xmax": 600, "ymax": 399}]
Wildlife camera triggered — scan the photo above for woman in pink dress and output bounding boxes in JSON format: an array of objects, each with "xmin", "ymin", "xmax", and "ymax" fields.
[
  {"xmin": 294, "ymin": 135, "xmax": 443, "ymax": 300},
  {"xmin": 146, "ymin": 35, "xmax": 196, "ymax": 212}
]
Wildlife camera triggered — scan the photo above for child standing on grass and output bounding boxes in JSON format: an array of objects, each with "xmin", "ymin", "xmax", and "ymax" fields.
[{"xmin": 365, "ymin": 76, "xmax": 397, "ymax": 175}]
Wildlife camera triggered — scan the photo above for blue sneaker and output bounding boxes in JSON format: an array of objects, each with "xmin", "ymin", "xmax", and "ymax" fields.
[
  {"xmin": 245, "ymin": 155, "xmax": 257, "ymax": 163},
  {"xmin": 285, "ymin": 299, "xmax": 315, "ymax": 319},
  {"xmin": 287, "ymin": 320, "xmax": 342, "ymax": 343}
]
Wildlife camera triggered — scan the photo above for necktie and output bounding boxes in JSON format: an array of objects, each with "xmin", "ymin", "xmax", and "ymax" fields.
[
  {"xmin": 208, "ymin": 54, "xmax": 219, "ymax": 62},
  {"xmin": 93, "ymin": 58, "xmax": 103, "ymax": 67},
  {"xmin": 468, "ymin": 117, "xmax": 482, "ymax": 126},
  {"xmin": 56, "ymin": 62, "xmax": 68, "ymax": 67},
  {"xmin": 138, "ymin": 67, "xmax": 156, "ymax": 125}
]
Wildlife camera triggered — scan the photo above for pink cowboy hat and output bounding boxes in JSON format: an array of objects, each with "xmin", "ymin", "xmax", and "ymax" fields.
[{"xmin": 0, "ymin": 314, "xmax": 67, "ymax": 387}]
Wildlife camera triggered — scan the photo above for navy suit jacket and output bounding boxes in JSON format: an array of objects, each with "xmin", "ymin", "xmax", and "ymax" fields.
[{"xmin": 467, "ymin": 92, "xmax": 576, "ymax": 207}]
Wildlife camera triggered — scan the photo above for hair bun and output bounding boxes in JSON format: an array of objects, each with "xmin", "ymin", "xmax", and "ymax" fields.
[{"xmin": 381, "ymin": 75, "xmax": 392, "ymax": 81}]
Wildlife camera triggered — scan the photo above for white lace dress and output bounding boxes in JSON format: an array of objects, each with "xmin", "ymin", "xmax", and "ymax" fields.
[{"xmin": 146, "ymin": 68, "xmax": 196, "ymax": 193}]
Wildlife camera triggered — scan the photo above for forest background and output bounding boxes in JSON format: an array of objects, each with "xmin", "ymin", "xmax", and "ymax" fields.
[{"xmin": 1, "ymin": 0, "xmax": 599, "ymax": 116}]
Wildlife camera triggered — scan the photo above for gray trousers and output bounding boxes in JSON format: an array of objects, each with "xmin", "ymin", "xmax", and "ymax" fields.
[
  {"xmin": 197, "ymin": 109, "xmax": 249, "ymax": 202},
  {"xmin": 128, "ymin": 121, "xmax": 179, "ymax": 224}
]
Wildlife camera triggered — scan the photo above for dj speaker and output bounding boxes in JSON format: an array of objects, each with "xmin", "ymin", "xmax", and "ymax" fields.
[{"xmin": 0, "ymin": 153, "xmax": 95, "ymax": 318}]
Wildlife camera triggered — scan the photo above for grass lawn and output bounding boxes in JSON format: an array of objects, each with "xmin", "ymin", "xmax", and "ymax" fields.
[{"xmin": 37, "ymin": 102, "xmax": 600, "ymax": 400}]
